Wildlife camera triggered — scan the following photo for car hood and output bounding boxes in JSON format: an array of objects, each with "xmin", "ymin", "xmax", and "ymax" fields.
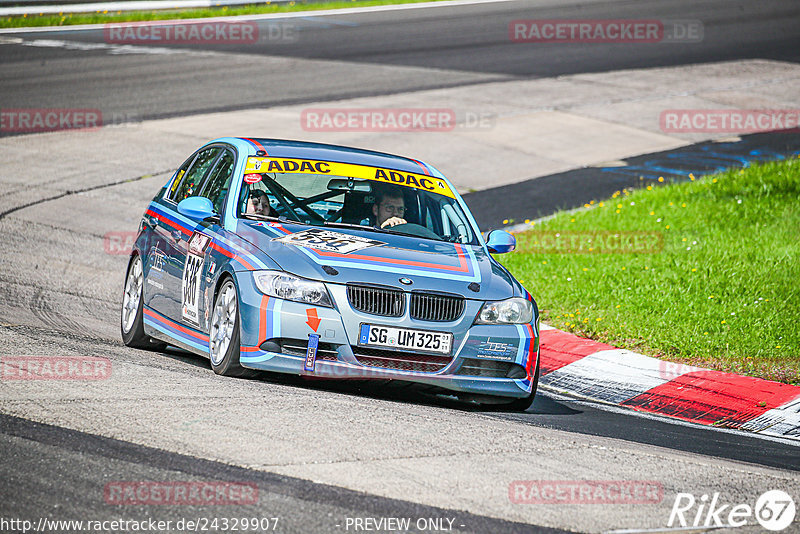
[{"xmin": 236, "ymin": 220, "xmax": 519, "ymax": 301}]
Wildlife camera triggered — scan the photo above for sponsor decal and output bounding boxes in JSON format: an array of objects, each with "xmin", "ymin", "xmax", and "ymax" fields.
[
  {"xmin": 180, "ymin": 233, "xmax": 209, "ymax": 325},
  {"xmin": 304, "ymin": 334, "xmax": 319, "ymax": 372},
  {"xmin": 147, "ymin": 279, "xmax": 164, "ymax": 290},
  {"xmin": 203, "ymin": 287, "xmax": 210, "ymax": 328},
  {"xmin": 244, "ymin": 157, "xmax": 455, "ymax": 199},
  {"xmin": 188, "ymin": 231, "xmax": 211, "ymax": 256},
  {"xmin": 182, "ymin": 253, "xmax": 203, "ymax": 324},
  {"xmin": 305, "ymin": 309, "xmax": 321, "ymax": 332},
  {"xmin": 273, "ymin": 228, "xmax": 385, "ymax": 254},
  {"xmin": 243, "ymin": 173, "xmax": 262, "ymax": 184},
  {"xmin": 149, "ymin": 245, "xmax": 166, "ymax": 272},
  {"xmin": 476, "ymin": 340, "xmax": 516, "ymax": 361}
]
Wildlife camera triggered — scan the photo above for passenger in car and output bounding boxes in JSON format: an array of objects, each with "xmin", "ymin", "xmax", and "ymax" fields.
[{"xmin": 247, "ymin": 189, "xmax": 275, "ymax": 217}]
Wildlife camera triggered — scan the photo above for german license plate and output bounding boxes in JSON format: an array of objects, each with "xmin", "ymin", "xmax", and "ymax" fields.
[{"xmin": 358, "ymin": 324, "xmax": 453, "ymax": 355}]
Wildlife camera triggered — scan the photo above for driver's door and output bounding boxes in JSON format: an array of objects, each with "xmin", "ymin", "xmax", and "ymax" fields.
[
  {"xmin": 171, "ymin": 148, "xmax": 236, "ymax": 331},
  {"xmin": 160, "ymin": 146, "xmax": 220, "ymax": 324}
]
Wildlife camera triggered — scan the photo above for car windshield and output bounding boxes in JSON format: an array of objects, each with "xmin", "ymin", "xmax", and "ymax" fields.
[{"xmin": 236, "ymin": 157, "xmax": 479, "ymax": 245}]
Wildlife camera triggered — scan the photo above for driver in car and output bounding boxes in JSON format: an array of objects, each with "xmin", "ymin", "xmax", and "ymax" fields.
[{"xmin": 373, "ymin": 187, "xmax": 407, "ymax": 228}]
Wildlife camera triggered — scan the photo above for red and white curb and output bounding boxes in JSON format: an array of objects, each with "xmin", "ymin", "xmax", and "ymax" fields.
[{"xmin": 538, "ymin": 324, "xmax": 800, "ymax": 441}]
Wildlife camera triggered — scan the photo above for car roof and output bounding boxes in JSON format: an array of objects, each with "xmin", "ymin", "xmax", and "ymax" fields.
[{"xmin": 211, "ymin": 137, "xmax": 443, "ymax": 178}]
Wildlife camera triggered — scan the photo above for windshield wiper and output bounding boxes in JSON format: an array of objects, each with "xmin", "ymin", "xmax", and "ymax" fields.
[
  {"xmin": 241, "ymin": 213, "xmax": 289, "ymax": 223},
  {"xmin": 316, "ymin": 220, "xmax": 456, "ymax": 244},
  {"xmin": 320, "ymin": 221, "xmax": 388, "ymax": 233}
]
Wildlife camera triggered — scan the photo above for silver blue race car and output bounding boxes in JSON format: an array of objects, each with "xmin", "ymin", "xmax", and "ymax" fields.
[{"xmin": 121, "ymin": 137, "xmax": 540, "ymax": 409}]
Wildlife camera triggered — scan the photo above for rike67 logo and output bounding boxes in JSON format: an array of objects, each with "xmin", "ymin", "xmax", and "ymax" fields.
[{"xmin": 669, "ymin": 490, "xmax": 796, "ymax": 531}]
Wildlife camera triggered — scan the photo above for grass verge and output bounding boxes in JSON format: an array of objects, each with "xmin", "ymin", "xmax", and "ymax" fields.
[
  {"xmin": 0, "ymin": 0, "xmax": 447, "ymax": 28},
  {"xmin": 499, "ymin": 157, "xmax": 800, "ymax": 385}
]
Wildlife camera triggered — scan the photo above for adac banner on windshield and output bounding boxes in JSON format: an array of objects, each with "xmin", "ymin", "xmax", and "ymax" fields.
[{"xmin": 244, "ymin": 157, "xmax": 456, "ymax": 199}]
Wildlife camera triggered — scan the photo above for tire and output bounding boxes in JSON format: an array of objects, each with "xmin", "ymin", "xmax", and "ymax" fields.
[
  {"xmin": 121, "ymin": 254, "xmax": 164, "ymax": 350},
  {"xmin": 506, "ymin": 354, "xmax": 541, "ymax": 412},
  {"xmin": 209, "ymin": 278, "xmax": 254, "ymax": 377},
  {"xmin": 483, "ymin": 350, "xmax": 541, "ymax": 412}
]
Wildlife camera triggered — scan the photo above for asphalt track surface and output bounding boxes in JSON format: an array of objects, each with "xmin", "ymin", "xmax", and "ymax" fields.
[
  {"xmin": 1, "ymin": 0, "xmax": 799, "ymax": 532},
  {"xmin": 0, "ymin": 0, "xmax": 799, "ymax": 122}
]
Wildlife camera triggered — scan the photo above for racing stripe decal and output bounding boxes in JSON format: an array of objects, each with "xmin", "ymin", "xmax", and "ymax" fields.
[
  {"xmin": 261, "ymin": 223, "xmax": 480, "ymax": 282},
  {"xmin": 143, "ymin": 307, "xmax": 209, "ymax": 352},
  {"xmin": 241, "ymin": 295, "xmax": 282, "ymax": 362},
  {"xmin": 512, "ymin": 324, "xmax": 534, "ymax": 391},
  {"xmin": 259, "ymin": 295, "xmax": 269, "ymax": 342},
  {"xmin": 147, "ymin": 203, "xmax": 268, "ymax": 270},
  {"xmin": 525, "ymin": 323, "xmax": 536, "ymax": 380},
  {"xmin": 409, "ymin": 158, "xmax": 431, "ymax": 175},
  {"xmin": 239, "ymin": 137, "xmax": 268, "ymax": 154}
]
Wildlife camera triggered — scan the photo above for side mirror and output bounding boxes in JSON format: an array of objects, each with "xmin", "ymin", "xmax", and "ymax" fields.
[
  {"xmin": 486, "ymin": 230, "xmax": 516, "ymax": 254},
  {"xmin": 177, "ymin": 196, "xmax": 216, "ymax": 221}
]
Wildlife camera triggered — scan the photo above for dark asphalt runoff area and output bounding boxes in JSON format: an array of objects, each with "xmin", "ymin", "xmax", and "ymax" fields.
[
  {"xmin": 465, "ymin": 130, "xmax": 800, "ymax": 229},
  {"xmin": 0, "ymin": 413, "xmax": 565, "ymax": 534}
]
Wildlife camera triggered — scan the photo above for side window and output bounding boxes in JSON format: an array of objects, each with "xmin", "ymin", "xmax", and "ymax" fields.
[
  {"xmin": 168, "ymin": 160, "xmax": 192, "ymax": 199},
  {"xmin": 239, "ymin": 181, "xmax": 272, "ymax": 216},
  {"xmin": 170, "ymin": 147, "xmax": 220, "ymax": 203},
  {"xmin": 200, "ymin": 150, "xmax": 235, "ymax": 215}
]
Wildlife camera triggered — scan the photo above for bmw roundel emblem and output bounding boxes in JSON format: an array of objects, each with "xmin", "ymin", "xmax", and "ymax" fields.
[{"xmin": 399, "ymin": 277, "xmax": 413, "ymax": 285}]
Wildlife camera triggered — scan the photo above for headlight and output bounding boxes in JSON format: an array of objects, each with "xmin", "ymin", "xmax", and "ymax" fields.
[
  {"xmin": 475, "ymin": 297, "xmax": 533, "ymax": 324},
  {"xmin": 252, "ymin": 270, "xmax": 332, "ymax": 307}
]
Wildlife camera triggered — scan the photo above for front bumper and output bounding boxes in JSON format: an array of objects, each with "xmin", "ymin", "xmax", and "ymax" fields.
[{"xmin": 235, "ymin": 275, "xmax": 538, "ymax": 399}]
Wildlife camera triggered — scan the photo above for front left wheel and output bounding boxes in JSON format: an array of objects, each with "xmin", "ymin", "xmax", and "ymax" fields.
[
  {"xmin": 209, "ymin": 278, "xmax": 254, "ymax": 377},
  {"xmin": 121, "ymin": 254, "xmax": 164, "ymax": 350}
]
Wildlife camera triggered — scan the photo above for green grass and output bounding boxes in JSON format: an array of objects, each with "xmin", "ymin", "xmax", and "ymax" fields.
[
  {"xmin": 0, "ymin": 0, "xmax": 447, "ymax": 28},
  {"xmin": 499, "ymin": 157, "xmax": 800, "ymax": 385}
]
